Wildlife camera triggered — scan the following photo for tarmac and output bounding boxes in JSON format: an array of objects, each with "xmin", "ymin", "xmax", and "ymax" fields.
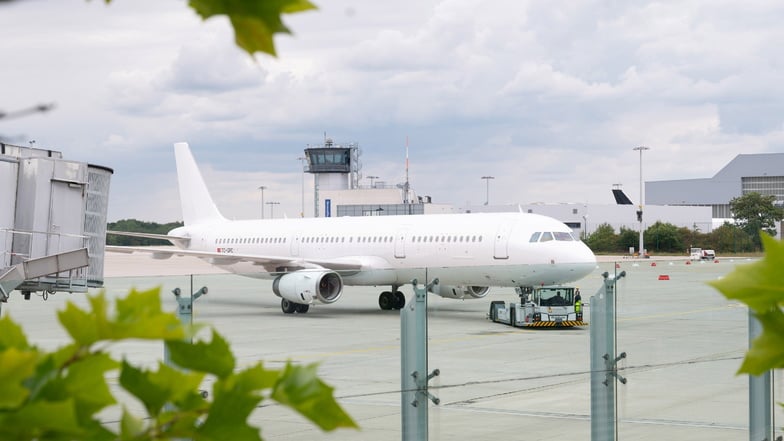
[{"xmin": 3, "ymin": 253, "xmax": 782, "ymax": 440}]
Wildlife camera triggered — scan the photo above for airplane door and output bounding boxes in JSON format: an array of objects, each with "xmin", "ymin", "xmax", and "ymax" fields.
[
  {"xmin": 290, "ymin": 232, "xmax": 301, "ymax": 257},
  {"xmin": 394, "ymin": 229, "xmax": 407, "ymax": 258},
  {"xmin": 493, "ymin": 222, "xmax": 514, "ymax": 259}
]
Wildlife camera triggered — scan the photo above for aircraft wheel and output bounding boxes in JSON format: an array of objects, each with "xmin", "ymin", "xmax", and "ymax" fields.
[
  {"xmin": 393, "ymin": 291, "xmax": 406, "ymax": 309},
  {"xmin": 295, "ymin": 303, "xmax": 310, "ymax": 313},
  {"xmin": 281, "ymin": 299, "xmax": 297, "ymax": 314},
  {"xmin": 378, "ymin": 291, "xmax": 393, "ymax": 310}
]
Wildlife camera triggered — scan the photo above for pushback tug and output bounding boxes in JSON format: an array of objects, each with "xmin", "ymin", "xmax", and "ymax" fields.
[{"xmin": 488, "ymin": 286, "xmax": 586, "ymax": 328}]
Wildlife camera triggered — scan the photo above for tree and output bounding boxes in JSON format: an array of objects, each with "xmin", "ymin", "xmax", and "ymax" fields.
[
  {"xmin": 585, "ymin": 223, "xmax": 617, "ymax": 253},
  {"xmin": 106, "ymin": 219, "xmax": 184, "ymax": 246},
  {"xmin": 617, "ymin": 227, "xmax": 639, "ymax": 253},
  {"xmin": 709, "ymin": 222, "xmax": 754, "ymax": 254},
  {"xmin": 729, "ymin": 192, "xmax": 784, "ymax": 251},
  {"xmin": 0, "ymin": 288, "xmax": 357, "ymax": 439},
  {"xmin": 644, "ymin": 221, "xmax": 683, "ymax": 253}
]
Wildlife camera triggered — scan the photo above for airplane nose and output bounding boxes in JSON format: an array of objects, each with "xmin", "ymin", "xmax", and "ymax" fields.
[
  {"xmin": 570, "ymin": 241, "xmax": 597, "ymax": 278},
  {"xmin": 579, "ymin": 241, "xmax": 597, "ymax": 264}
]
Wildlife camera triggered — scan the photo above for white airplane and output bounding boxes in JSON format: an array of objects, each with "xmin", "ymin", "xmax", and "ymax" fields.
[{"xmin": 108, "ymin": 142, "xmax": 596, "ymax": 314}]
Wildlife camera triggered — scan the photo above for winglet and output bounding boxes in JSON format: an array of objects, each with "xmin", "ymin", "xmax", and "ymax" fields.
[{"xmin": 174, "ymin": 142, "xmax": 226, "ymax": 225}]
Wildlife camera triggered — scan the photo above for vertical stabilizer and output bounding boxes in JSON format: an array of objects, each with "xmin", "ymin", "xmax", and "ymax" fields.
[{"xmin": 174, "ymin": 142, "xmax": 226, "ymax": 225}]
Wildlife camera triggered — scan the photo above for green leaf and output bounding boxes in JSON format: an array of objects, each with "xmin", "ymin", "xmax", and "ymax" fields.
[
  {"xmin": 739, "ymin": 308, "xmax": 784, "ymax": 375},
  {"xmin": 119, "ymin": 407, "xmax": 146, "ymax": 439},
  {"xmin": 58, "ymin": 289, "xmax": 185, "ymax": 345},
  {"xmin": 188, "ymin": 0, "xmax": 317, "ymax": 56},
  {"xmin": 272, "ymin": 362, "xmax": 358, "ymax": 431},
  {"xmin": 710, "ymin": 234, "xmax": 784, "ymax": 375},
  {"xmin": 197, "ymin": 371, "xmax": 265, "ymax": 440},
  {"xmin": 193, "ymin": 363, "xmax": 280, "ymax": 440},
  {"xmin": 62, "ymin": 352, "xmax": 118, "ymax": 416},
  {"xmin": 58, "ymin": 299, "xmax": 102, "ymax": 345},
  {"xmin": 113, "ymin": 288, "xmax": 186, "ymax": 340},
  {"xmin": 167, "ymin": 329, "xmax": 235, "ymax": 379},
  {"xmin": 0, "ymin": 399, "xmax": 84, "ymax": 439},
  {"xmin": 0, "ymin": 347, "xmax": 38, "ymax": 408},
  {"xmin": 119, "ymin": 360, "xmax": 205, "ymax": 417},
  {"xmin": 0, "ymin": 315, "xmax": 30, "ymax": 350},
  {"xmin": 708, "ymin": 234, "xmax": 784, "ymax": 311}
]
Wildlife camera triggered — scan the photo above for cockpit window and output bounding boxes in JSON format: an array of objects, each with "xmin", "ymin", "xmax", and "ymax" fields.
[
  {"xmin": 554, "ymin": 232, "xmax": 574, "ymax": 241},
  {"xmin": 529, "ymin": 232, "xmax": 541, "ymax": 242},
  {"xmin": 540, "ymin": 232, "xmax": 554, "ymax": 242}
]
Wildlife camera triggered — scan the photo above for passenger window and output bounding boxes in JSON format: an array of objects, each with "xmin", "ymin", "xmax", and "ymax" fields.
[
  {"xmin": 530, "ymin": 232, "xmax": 541, "ymax": 242},
  {"xmin": 540, "ymin": 232, "xmax": 554, "ymax": 242}
]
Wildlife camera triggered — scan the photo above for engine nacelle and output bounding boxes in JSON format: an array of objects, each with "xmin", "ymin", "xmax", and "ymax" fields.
[
  {"xmin": 272, "ymin": 271, "xmax": 343, "ymax": 305},
  {"xmin": 428, "ymin": 284, "xmax": 490, "ymax": 299}
]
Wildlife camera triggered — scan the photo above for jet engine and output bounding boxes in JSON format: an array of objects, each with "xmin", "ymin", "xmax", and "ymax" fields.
[
  {"xmin": 272, "ymin": 271, "xmax": 343, "ymax": 304},
  {"xmin": 428, "ymin": 284, "xmax": 490, "ymax": 299}
]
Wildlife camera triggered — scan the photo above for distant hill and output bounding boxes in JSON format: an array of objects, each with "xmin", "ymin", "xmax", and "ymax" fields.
[{"xmin": 106, "ymin": 219, "xmax": 184, "ymax": 246}]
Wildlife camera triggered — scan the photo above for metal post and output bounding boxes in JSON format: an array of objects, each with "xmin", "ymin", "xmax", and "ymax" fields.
[
  {"xmin": 266, "ymin": 201, "xmax": 279, "ymax": 219},
  {"xmin": 481, "ymin": 176, "xmax": 494, "ymax": 206},
  {"xmin": 401, "ymin": 277, "xmax": 440, "ymax": 441},
  {"xmin": 261, "ymin": 186, "xmax": 267, "ymax": 219},
  {"xmin": 164, "ymin": 279, "xmax": 207, "ymax": 367},
  {"xmin": 749, "ymin": 311, "xmax": 773, "ymax": 441},
  {"xmin": 298, "ymin": 157, "xmax": 306, "ymax": 217},
  {"xmin": 632, "ymin": 146, "xmax": 649, "ymax": 256},
  {"xmin": 591, "ymin": 270, "xmax": 627, "ymax": 441}
]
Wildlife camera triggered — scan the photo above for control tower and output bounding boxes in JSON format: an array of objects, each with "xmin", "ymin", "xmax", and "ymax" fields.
[{"xmin": 304, "ymin": 138, "xmax": 360, "ymax": 217}]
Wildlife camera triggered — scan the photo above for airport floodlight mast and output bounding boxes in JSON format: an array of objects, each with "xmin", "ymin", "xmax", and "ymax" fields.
[
  {"xmin": 633, "ymin": 146, "xmax": 650, "ymax": 256},
  {"xmin": 367, "ymin": 175, "xmax": 379, "ymax": 188},
  {"xmin": 258, "ymin": 186, "xmax": 267, "ymax": 219},
  {"xmin": 481, "ymin": 176, "xmax": 495, "ymax": 205},
  {"xmin": 266, "ymin": 201, "xmax": 280, "ymax": 218}
]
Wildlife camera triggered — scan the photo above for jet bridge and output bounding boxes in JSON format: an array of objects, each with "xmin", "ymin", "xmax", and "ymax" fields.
[{"xmin": 0, "ymin": 143, "xmax": 112, "ymax": 306}]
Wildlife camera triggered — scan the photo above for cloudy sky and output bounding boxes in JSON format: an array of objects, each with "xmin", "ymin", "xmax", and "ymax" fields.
[{"xmin": 2, "ymin": 0, "xmax": 783, "ymax": 222}]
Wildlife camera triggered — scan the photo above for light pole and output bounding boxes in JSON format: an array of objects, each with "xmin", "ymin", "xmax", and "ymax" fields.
[
  {"xmin": 266, "ymin": 201, "xmax": 280, "ymax": 219},
  {"xmin": 481, "ymin": 176, "xmax": 494, "ymax": 206},
  {"xmin": 633, "ymin": 146, "xmax": 650, "ymax": 256},
  {"xmin": 297, "ymin": 157, "xmax": 306, "ymax": 217},
  {"xmin": 367, "ymin": 175, "xmax": 379, "ymax": 188},
  {"xmin": 258, "ymin": 186, "xmax": 267, "ymax": 219}
]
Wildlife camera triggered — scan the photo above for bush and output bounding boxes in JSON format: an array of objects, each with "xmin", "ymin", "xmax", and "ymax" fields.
[{"xmin": 0, "ymin": 288, "xmax": 357, "ymax": 440}]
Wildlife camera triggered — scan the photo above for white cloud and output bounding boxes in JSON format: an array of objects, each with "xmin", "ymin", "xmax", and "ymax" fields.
[{"xmin": 2, "ymin": 0, "xmax": 784, "ymax": 222}]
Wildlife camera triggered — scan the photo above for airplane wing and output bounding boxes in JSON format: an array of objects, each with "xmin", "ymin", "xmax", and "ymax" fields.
[
  {"xmin": 105, "ymin": 245, "xmax": 365, "ymax": 274},
  {"xmin": 107, "ymin": 230, "xmax": 191, "ymax": 247}
]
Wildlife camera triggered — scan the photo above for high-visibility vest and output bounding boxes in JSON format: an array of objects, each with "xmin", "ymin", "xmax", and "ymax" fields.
[{"xmin": 575, "ymin": 300, "xmax": 582, "ymax": 313}]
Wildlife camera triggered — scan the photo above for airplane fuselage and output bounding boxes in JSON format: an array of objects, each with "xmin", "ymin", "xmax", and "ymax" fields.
[{"xmin": 170, "ymin": 211, "xmax": 596, "ymax": 288}]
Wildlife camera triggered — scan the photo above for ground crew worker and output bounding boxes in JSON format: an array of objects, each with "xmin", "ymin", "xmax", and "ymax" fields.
[{"xmin": 574, "ymin": 288, "xmax": 582, "ymax": 313}]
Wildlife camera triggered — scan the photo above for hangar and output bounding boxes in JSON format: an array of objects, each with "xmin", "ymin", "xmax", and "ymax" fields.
[{"xmin": 646, "ymin": 153, "xmax": 784, "ymax": 219}]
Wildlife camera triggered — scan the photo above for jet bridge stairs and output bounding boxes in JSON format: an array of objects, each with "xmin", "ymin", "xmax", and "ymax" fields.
[{"xmin": 0, "ymin": 248, "xmax": 90, "ymax": 304}]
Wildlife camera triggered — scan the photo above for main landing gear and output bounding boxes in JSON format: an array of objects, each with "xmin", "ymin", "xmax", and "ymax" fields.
[
  {"xmin": 378, "ymin": 288, "xmax": 406, "ymax": 310},
  {"xmin": 281, "ymin": 299, "xmax": 310, "ymax": 314}
]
